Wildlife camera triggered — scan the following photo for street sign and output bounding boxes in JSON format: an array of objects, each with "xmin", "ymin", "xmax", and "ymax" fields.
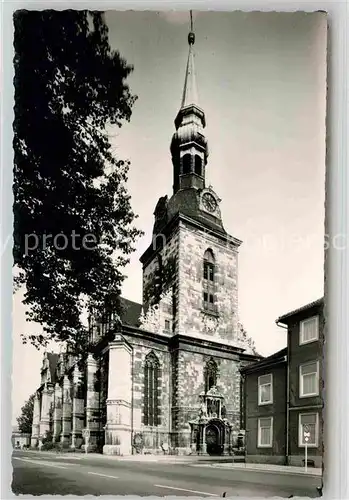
[{"xmin": 303, "ymin": 425, "xmax": 310, "ymax": 472}]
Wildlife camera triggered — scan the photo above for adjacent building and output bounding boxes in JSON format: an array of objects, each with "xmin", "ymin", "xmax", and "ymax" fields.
[
  {"xmin": 240, "ymin": 348, "xmax": 287, "ymax": 464},
  {"xmin": 12, "ymin": 426, "xmax": 31, "ymax": 449},
  {"xmin": 241, "ymin": 298, "xmax": 324, "ymax": 468},
  {"xmin": 30, "ymin": 26, "xmax": 261, "ymax": 456}
]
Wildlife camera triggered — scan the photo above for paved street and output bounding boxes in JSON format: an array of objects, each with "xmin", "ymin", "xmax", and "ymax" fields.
[{"xmin": 12, "ymin": 450, "xmax": 322, "ymax": 497}]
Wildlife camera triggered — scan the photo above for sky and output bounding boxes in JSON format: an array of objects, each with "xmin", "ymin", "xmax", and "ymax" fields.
[{"xmin": 12, "ymin": 11, "xmax": 327, "ymax": 423}]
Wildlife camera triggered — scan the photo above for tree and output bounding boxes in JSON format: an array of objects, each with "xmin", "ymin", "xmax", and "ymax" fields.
[
  {"xmin": 17, "ymin": 394, "xmax": 35, "ymax": 434},
  {"xmin": 13, "ymin": 10, "xmax": 143, "ymax": 352}
]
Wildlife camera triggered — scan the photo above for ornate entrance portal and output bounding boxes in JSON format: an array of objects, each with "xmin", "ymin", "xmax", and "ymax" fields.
[
  {"xmin": 188, "ymin": 386, "xmax": 233, "ymax": 456},
  {"xmin": 205, "ymin": 420, "xmax": 224, "ymax": 455}
]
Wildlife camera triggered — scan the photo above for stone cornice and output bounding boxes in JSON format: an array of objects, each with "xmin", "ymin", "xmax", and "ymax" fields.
[
  {"xmin": 140, "ymin": 212, "xmax": 241, "ymax": 268},
  {"xmin": 37, "ymin": 381, "xmax": 55, "ymax": 392},
  {"xmin": 169, "ymin": 334, "xmax": 245, "ymax": 358},
  {"xmin": 120, "ymin": 324, "xmax": 171, "ymax": 346},
  {"xmin": 106, "ymin": 399, "xmax": 131, "ymax": 408},
  {"xmin": 91, "ymin": 324, "xmax": 262, "ymax": 362},
  {"xmin": 109, "ymin": 334, "xmax": 133, "ymax": 354}
]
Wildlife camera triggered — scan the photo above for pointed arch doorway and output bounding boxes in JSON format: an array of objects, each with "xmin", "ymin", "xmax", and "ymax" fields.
[{"xmin": 205, "ymin": 420, "xmax": 225, "ymax": 456}]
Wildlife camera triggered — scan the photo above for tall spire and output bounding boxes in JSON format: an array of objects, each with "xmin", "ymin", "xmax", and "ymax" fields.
[
  {"xmin": 181, "ymin": 11, "xmax": 199, "ymax": 108},
  {"xmin": 170, "ymin": 11, "xmax": 208, "ymax": 194}
]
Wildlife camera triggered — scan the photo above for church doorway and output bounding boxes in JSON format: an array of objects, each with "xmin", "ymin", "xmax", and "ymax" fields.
[{"xmin": 205, "ymin": 421, "xmax": 224, "ymax": 456}]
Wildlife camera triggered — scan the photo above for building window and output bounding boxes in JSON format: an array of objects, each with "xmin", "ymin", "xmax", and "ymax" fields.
[
  {"xmin": 258, "ymin": 374, "xmax": 273, "ymax": 405},
  {"xmin": 299, "ymin": 361, "xmax": 319, "ymax": 397},
  {"xmin": 143, "ymin": 352, "xmax": 161, "ymax": 426},
  {"xmin": 172, "ymin": 285, "xmax": 177, "ymax": 319},
  {"xmin": 195, "ymin": 155, "xmax": 202, "ymax": 176},
  {"xmin": 258, "ymin": 417, "xmax": 273, "ymax": 448},
  {"xmin": 154, "ymin": 254, "xmax": 163, "ymax": 297},
  {"xmin": 203, "ymin": 292, "xmax": 215, "ymax": 311},
  {"xmin": 182, "ymin": 154, "xmax": 191, "ymax": 174},
  {"xmin": 299, "ymin": 413, "xmax": 319, "ymax": 447},
  {"xmin": 300, "ymin": 316, "xmax": 319, "ymax": 345},
  {"xmin": 204, "ymin": 358, "xmax": 218, "ymax": 393},
  {"xmin": 164, "ymin": 319, "xmax": 170, "ymax": 331},
  {"xmin": 203, "ymin": 249, "xmax": 216, "ymax": 313},
  {"xmin": 203, "ymin": 249, "xmax": 215, "ymax": 281}
]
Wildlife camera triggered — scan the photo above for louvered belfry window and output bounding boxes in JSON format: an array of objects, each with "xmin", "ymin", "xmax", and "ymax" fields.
[
  {"xmin": 195, "ymin": 155, "xmax": 202, "ymax": 176},
  {"xmin": 203, "ymin": 249, "xmax": 216, "ymax": 312},
  {"xmin": 143, "ymin": 352, "xmax": 161, "ymax": 426},
  {"xmin": 204, "ymin": 357, "xmax": 218, "ymax": 393}
]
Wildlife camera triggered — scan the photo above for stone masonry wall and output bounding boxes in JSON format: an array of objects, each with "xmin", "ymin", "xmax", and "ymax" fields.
[
  {"xmin": 142, "ymin": 229, "xmax": 180, "ymax": 334},
  {"xmin": 128, "ymin": 337, "xmax": 171, "ymax": 454},
  {"xmin": 171, "ymin": 349, "xmax": 242, "ymax": 449},
  {"xmin": 171, "ymin": 350, "xmax": 202, "ymax": 437},
  {"xmin": 178, "ymin": 222, "xmax": 239, "ymax": 342}
]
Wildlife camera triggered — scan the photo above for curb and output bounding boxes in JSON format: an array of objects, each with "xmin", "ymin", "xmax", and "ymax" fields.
[
  {"xmin": 19, "ymin": 450, "xmax": 238, "ymax": 463},
  {"xmin": 193, "ymin": 463, "xmax": 322, "ymax": 478}
]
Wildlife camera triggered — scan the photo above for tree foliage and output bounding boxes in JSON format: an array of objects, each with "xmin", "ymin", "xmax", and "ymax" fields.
[
  {"xmin": 17, "ymin": 393, "xmax": 35, "ymax": 434},
  {"xmin": 13, "ymin": 10, "xmax": 143, "ymax": 351}
]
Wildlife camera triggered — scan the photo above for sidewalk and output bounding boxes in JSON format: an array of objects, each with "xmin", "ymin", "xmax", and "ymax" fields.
[
  {"xmin": 30, "ymin": 450, "xmax": 241, "ymax": 463},
  {"xmin": 197, "ymin": 462, "xmax": 322, "ymax": 477}
]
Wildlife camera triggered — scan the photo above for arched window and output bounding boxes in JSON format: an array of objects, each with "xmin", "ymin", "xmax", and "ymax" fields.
[
  {"xmin": 203, "ymin": 249, "xmax": 216, "ymax": 312},
  {"xmin": 204, "ymin": 358, "xmax": 218, "ymax": 393},
  {"xmin": 194, "ymin": 155, "xmax": 202, "ymax": 176},
  {"xmin": 203, "ymin": 249, "xmax": 215, "ymax": 281},
  {"xmin": 143, "ymin": 352, "xmax": 161, "ymax": 426},
  {"xmin": 154, "ymin": 254, "xmax": 163, "ymax": 298},
  {"xmin": 182, "ymin": 154, "xmax": 191, "ymax": 174}
]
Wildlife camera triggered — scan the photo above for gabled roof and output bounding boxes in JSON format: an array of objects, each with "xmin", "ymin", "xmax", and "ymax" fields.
[
  {"xmin": 240, "ymin": 347, "xmax": 287, "ymax": 374},
  {"xmin": 276, "ymin": 298, "xmax": 323, "ymax": 325},
  {"xmin": 47, "ymin": 352, "xmax": 59, "ymax": 381},
  {"xmin": 119, "ymin": 297, "xmax": 142, "ymax": 328}
]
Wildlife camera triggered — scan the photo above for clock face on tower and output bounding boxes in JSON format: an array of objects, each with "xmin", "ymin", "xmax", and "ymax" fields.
[{"xmin": 202, "ymin": 192, "xmax": 217, "ymax": 213}]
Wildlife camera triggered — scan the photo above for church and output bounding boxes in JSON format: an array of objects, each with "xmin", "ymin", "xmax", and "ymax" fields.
[{"xmin": 30, "ymin": 24, "xmax": 261, "ymax": 456}]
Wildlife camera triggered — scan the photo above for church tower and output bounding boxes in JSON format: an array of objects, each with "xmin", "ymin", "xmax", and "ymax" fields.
[
  {"xmin": 140, "ymin": 15, "xmax": 242, "ymax": 346},
  {"xmin": 170, "ymin": 27, "xmax": 208, "ymax": 193}
]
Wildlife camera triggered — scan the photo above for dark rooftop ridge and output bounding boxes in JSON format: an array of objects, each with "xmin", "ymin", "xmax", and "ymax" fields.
[
  {"xmin": 276, "ymin": 297, "xmax": 323, "ymax": 325},
  {"xmin": 240, "ymin": 347, "xmax": 287, "ymax": 374}
]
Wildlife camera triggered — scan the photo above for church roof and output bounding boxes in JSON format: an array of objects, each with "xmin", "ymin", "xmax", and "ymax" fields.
[
  {"xmin": 119, "ymin": 297, "xmax": 142, "ymax": 328},
  {"xmin": 46, "ymin": 352, "xmax": 59, "ymax": 382},
  {"xmin": 167, "ymin": 188, "xmax": 227, "ymax": 235}
]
